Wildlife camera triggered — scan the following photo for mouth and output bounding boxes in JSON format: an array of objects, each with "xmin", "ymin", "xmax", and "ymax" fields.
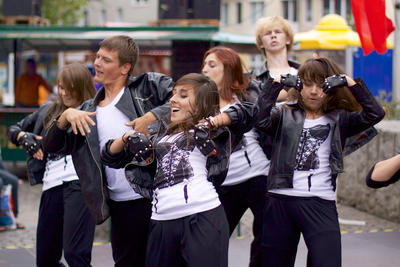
[{"xmin": 171, "ymin": 107, "xmax": 180, "ymax": 113}]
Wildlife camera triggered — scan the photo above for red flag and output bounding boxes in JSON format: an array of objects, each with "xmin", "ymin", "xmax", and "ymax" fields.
[{"xmin": 351, "ymin": 0, "xmax": 395, "ymax": 55}]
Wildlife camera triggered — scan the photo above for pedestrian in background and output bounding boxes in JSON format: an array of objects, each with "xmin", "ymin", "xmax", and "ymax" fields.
[
  {"xmin": 8, "ymin": 62, "xmax": 96, "ymax": 267},
  {"xmin": 15, "ymin": 58, "xmax": 53, "ymax": 108}
]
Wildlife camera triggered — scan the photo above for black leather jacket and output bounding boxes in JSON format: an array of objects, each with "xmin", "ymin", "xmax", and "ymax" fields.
[
  {"xmin": 7, "ymin": 103, "xmax": 51, "ymax": 185},
  {"xmin": 42, "ymin": 72, "xmax": 173, "ymax": 224},
  {"xmin": 256, "ymin": 79, "xmax": 385, "ymax": 191},
  {"xmin": 101, "ymin": 102, "xmax": 258, "ymax": 200},
  {"xmin": 252, "ymin": 59, "xmax": 300, "ymax": 83}
]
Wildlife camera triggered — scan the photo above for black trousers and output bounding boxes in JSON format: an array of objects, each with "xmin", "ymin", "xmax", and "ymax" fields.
[
  {"xmin": 146, "ymin": 205, "xmax": 229, "ymax": 267},
  {"xmin": 262, "ymin": 193, "xmax": 341, "ymax": 267},
  {"xmin": 217, "ymin": 175, "xmax": 267, "ymax": 267},
  {"xmin": 36, "ymin": 181, "xmax": 96, "ymax": 267},
  {"xmin": 109, "ymin": 198, "xmax": 152, "ymax": 267}
]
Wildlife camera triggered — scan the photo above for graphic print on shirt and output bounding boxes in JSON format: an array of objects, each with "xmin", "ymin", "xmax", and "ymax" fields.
[
  {"xmin": 295, "ymin": 124, "xmax": 330, "ymax": 190},
  {"xmin": 153, "ymin": 134, "xmax": 195, "ymax": 211},
  {"xmin": 295, "ymin": 123, "xmax": 330, "ymax": 170}
]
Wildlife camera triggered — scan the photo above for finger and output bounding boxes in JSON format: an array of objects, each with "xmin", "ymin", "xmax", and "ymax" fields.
[
  {"xmin": 33, "ymin": 149, "xmax": 43, "ymax": 160},
  {"xmin": 125, "ymin": 120, "xmax": 136, "ymax": 126},
  {"xmin": 71, "ymin": 122, "xmax": 78, "ymax": 135},
  {"xmin": 35, "ymin": 135, "xmax": 43, "ymax": 140},
  {"xmin": 81, "ymin": 120, "xmax": 92, "ymax": 134},
  {"xmin": 76, "ymin": 121, "xmax": 87, "ymax": 136},
  {"xmin": 85, "ymin": 115, "xmax": 96, "ymax": 126}
]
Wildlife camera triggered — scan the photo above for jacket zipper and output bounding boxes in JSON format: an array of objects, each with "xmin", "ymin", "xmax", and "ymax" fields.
[
  {"xmin": 135, "ymin": 89, "xmax": 147, "ymax": 116},
  {"xmin": 86, "ymin": 135, "xmax": 107, "ymax": 220}
]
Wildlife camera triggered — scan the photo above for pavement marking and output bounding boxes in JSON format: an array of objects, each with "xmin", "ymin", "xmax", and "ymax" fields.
[{"xmin": 1, "ymin": 228, "xmax": 400, "ymax": 250}]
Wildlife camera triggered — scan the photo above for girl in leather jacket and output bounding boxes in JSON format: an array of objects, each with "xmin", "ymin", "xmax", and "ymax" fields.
[
  {"xmin": 7, "ymin": 63, "xmax": 96, "ymax": 267},
  {"xmin": 257, "ymin": 57, "xmax": 385, "ymax": 267},
  {"xmin": 101, "ymin": 73, "xmax": 256, "ymax": 267},
  {"xmin": 202, "ymin": 46, "xmax": 269, "ymax": 267}
]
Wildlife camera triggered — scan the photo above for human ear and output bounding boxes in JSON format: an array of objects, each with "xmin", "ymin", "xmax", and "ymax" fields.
[{"xmin": 121, "ymin": 63, "xmax": 131, "ymax": 75}]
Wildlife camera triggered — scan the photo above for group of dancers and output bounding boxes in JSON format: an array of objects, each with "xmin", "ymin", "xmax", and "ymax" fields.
[{"xmin": 7, "ymin": 16, "xmax": 390, "ymax": 267}]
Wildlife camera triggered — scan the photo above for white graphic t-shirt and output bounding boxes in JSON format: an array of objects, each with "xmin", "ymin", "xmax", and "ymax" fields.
[{"xmin": 270, "ymin": 116, "xmax": 336, "ymax": 200}]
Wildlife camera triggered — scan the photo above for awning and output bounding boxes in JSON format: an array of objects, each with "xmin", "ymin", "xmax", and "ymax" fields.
[{"xmin": 0, "ymin": 25, "xmax": 221, "ymax": 53}]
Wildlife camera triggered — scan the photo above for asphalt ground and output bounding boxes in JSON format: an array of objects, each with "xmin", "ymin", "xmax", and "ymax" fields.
[{"xmin": 1, "ymin": 178, "xmax": 400, "ymax": 266}]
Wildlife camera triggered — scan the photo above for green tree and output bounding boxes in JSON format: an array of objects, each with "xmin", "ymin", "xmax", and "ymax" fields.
[{"xmin": 42, "ymin": 0, "xmax": 88, "ymax": 25}]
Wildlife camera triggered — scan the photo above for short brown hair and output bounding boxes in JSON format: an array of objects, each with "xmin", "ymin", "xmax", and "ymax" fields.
[
  {"xmin": 255, "ymin": 16, "xmax": 294, "ymax": 57},
  {"xmin": 100, "ymin": 35, "xmax": 139, "ymax": 74}
]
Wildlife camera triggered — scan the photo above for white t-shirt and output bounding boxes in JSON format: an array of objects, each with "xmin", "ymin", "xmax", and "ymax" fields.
[
  {"xmin": 220, "ymin": 103, "xmax": 269, "ymax": 186},
  {"xmin": 270, "ymin": 116, "xmax": 336, "ymax": 200},
  {"xmin": 151, "ymin": 132, "xmax": 220, "ymax": 221},
  {"xmin": 96, "ymin": 88, "xmax": 142, "ymax": 201},
  {"xmin": 42, "ymin": 155, "xmax": 78, "ymax": 191}
]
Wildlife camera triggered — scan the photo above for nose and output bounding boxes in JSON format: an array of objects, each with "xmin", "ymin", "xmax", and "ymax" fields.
[
  {"xmin": 202, "ymin": 65, "xmax": 208, "ymax": 74},
  {"xmin": 94, "ymin": 57, "xmax": 100, "ymax": 68},
  {"xmin": 170, "ymin": 94, "xmax": 177, "ymax": 103},
  {"xmin": 310, "ymin": 84, "xmax": 322, "ymax": 94}
]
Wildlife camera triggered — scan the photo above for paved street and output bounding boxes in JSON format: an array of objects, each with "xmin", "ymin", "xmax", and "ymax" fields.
[{"xmin": 1, "ymin": 178, "xmax": 400, "ymax": 266}]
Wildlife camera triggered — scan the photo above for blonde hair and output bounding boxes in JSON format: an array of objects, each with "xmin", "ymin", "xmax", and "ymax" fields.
[{"xmin": 255, "ymin": 16, "xmax": 294, "ymax": 57}]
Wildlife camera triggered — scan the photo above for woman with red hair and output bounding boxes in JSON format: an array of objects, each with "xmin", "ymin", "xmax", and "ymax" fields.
[{"xmin": 202, "ymin": 46, "xmax": 269, "ymax": 267}]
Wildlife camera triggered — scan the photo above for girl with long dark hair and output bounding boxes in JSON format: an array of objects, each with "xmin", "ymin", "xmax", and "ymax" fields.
[
  {"xmin": 8, "ymin": 63, "xmax": 97, "ymax": 267},
  {"xmin": 101, "ymin": 73, "xmax": 256, "ymax": 267}
]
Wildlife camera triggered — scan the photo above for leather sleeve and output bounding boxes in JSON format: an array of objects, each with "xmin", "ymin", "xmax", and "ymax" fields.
[
  {"xmin": 346, "ymin": 79, "xmax": 385, "ymax": 137},
  {"xmin": 366, "ymin": 164, "xmax": 400, "ymax": 188},
  {"xmin": 146, "ymin": 72, "xmax": 173, "ymax": 120},
  {"xmin": 100, "ymin": 139, "xmax": 133, "ymax": 169},
  {"xmin": 255, "ymin": 81, "xmax": 283, "ymax": 134},
  {"xmin": 7, "ymin": 103, "xmax": 49, "ymax": 145},
  {"xmin": 224, "ymin": 101, "xmax": 258, "ymax": 136}
]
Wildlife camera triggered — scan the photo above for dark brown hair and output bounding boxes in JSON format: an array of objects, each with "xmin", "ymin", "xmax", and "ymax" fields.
[
  {"xmin": 202, "ymin": 46, "xmax": 249, "ymax": 101},
  {"xmin": 288, "ymin": 57, "xmax": 361, "ymax": 113},
  {"xmin": 168, "ymin": 73, "xmax": 219, "ymax": 135},
  {"xmin": 43, "ymin": 63, "xmax": 96, "ymax": 129},
  {"xmin": 100, "ymin": 35, "xmax": 139, "ymax": 75}
]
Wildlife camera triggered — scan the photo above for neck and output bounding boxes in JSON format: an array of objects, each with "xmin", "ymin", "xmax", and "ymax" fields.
[
  {"xmin": 266, "ymin": 50, "xmax": 290, "ymax": 69},
  {"xmin": 305, "ymin": 110, "xmax": 324, "ymax": 119},
  {"xmin": 100, "ymin": 79, "xmax": 126, "ymax": 106},
  {"xmin": 219, "ymin": 96, "xmax": 234, "ymax": 109}
]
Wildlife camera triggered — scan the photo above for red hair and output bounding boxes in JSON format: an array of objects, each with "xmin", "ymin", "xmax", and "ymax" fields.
[{"xmin": 202, "ymin": 46, "xmax": 249, "ymax": 101}]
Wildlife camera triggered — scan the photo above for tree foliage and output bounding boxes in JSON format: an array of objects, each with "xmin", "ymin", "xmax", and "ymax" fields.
[{"xmin": 42, "ymin": 0, "xmax": 88, "ymax": 25}]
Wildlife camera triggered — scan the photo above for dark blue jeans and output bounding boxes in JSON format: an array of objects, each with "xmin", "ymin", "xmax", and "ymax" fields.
[{"xmin": 0, "ymin": 169, "xmax": 19, "ymax": 217}]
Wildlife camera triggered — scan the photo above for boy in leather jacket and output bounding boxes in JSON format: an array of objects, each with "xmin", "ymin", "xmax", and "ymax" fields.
[{"xmin": 43, "ymin": 35, "xmax": 173, "ymax": 267}]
